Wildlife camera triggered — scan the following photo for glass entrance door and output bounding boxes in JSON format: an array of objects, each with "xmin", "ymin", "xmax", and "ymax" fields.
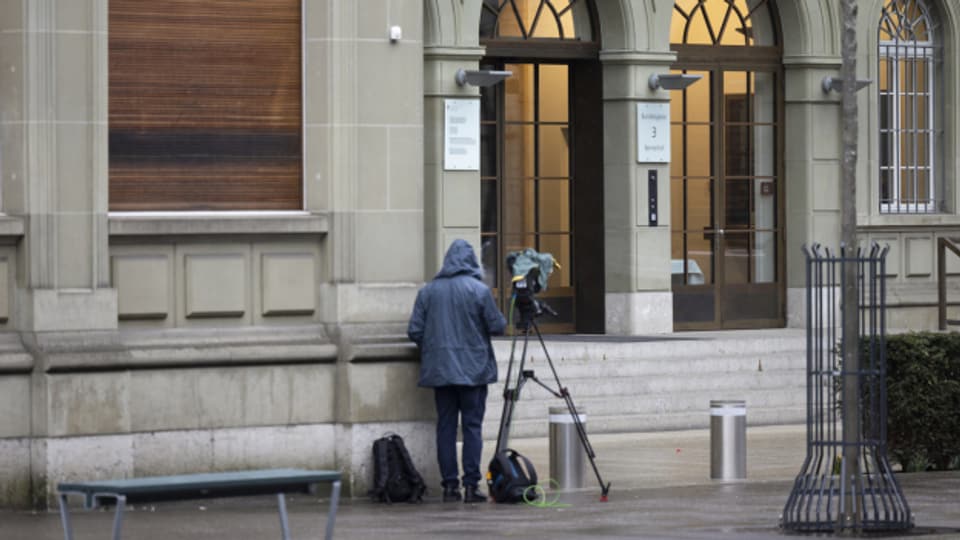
[
  {"xmin": 669, "ymin": 0, "xmax": 783, "ymax": 330},
  {"xmin": 481, "ymin": 62, "xmax": 576, "ymax": 333},
  {"xmin": 670, "ymin": 67, "xmax": 783, "ymax": 329}
]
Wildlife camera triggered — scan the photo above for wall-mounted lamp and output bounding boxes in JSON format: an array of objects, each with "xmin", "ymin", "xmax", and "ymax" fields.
[
  {"xmin": 455, "ymin": 69, "xmax": 512, "ymax": 87},
  {"xmin": 821, "ymin": 76, "xmax": 873, "ymax": 94},
  {"xmin": 648, "ymin": 73, "xmax": 702, "ymax": 91}
]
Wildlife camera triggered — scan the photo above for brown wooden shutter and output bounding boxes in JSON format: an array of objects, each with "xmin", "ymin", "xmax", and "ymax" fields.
[{"xmin": 109, "ymin": 0, "xmax": 302, "ymax": 211}]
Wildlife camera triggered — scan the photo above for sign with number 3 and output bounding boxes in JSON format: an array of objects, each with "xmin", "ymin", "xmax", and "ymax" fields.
[{"xmin": 636, "ymin": 102, "xmax": 670, "ymax": 163}]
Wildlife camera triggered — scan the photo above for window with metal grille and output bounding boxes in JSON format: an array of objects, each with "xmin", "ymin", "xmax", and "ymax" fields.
[{"xmin": 878, "ymin": 0, "xmax": 941, "ymax": 214}]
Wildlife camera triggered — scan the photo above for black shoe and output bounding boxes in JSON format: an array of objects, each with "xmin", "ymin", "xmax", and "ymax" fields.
[
  {"xmin": 442, "ymin": 486, "xmax": 461, "ymax": 503},
  {"xmin": 463, "ymin": 486, "xmax": 487, "ymax": 503}
]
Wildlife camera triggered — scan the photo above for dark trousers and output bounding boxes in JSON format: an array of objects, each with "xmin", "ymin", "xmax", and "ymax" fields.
[{"xmin": 434, "ymin": 385, "xmax": 488, "ymax": 489}]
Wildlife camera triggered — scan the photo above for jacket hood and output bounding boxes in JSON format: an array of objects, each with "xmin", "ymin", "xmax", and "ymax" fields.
[{"xmin": 436, "ymin": 239, "xmax": 483, "ymax": 280}]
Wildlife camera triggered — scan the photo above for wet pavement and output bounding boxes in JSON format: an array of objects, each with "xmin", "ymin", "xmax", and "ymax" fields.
[{"xmin": 2, "ymin": 425, "xmax": 958, "ymax": 539}]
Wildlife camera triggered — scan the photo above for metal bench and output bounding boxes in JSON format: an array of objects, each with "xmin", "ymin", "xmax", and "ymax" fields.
[{"xmin": 57, "ymin": 468, "xmax": 341, "ymax": 540}]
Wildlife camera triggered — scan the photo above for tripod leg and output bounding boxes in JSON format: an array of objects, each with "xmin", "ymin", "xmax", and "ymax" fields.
[
  {"xmin": 562, "ymin": 392, "xmax": 611, "ymax": 500},
  {"xmin": 494, "ymin": 325, "xmax": 532, "ymax": 455},
  {"xmin": 530, "ymin": 320, "xmax": 612, "ymax": 500},
  {"xmin": 502, "ymin": 327, "xmax": 521, "ymax": 390},
  {"xmin": 494, "ymin": 332, "xmax": 519, "ymax": 453}
]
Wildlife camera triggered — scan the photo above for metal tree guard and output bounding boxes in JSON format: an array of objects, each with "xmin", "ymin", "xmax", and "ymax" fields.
[{"xmin": 781, "ymin": 244, "xmax": 912, "ymax": 533}]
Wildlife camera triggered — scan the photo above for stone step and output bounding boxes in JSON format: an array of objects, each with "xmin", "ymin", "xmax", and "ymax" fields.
[
  {"xmin": 485, "ymin": 386, "xmax": 807, "ymax": 422},
  {"xmin": 494, "ymin": 352, "xmax": 803, "ymax": 379},
  {"xmin": 491, "ymin": 331, "xmax": 807, "ymax": 363},
  {"xmin": 487, "ymin": 369, "xmax": 806, "ymax": 398},
  {"xmin": 479, "ymin": 331, "xmax": 810, "ymax": 437},
  {"xmin": 486, "ymin": 406, "xmax": 808, "ymax": 440}
]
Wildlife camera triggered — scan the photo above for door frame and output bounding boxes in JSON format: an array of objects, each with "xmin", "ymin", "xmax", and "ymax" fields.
[
  {"xmin": 671, "ymin": 44, "xmax": 786, "ymax": 330},
  {"xmin": 479, "ymin": 53, "xmax": 605, "ymax": 333}
]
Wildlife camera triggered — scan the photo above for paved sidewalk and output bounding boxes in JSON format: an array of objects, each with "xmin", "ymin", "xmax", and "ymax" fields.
[{"xmin": 3, "ymin": 425, "xmax": 958, "ymax": 539}]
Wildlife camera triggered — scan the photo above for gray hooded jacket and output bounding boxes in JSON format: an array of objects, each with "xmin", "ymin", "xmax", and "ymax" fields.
[{"xmin": 407, "ymin": 239, "xmax": 507, "ymax": 387}]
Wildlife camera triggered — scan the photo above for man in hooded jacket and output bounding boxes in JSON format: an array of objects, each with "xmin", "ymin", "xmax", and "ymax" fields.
[{"xmin": 408, "ymin": 239, "xmax": 507, "ymax": 503}]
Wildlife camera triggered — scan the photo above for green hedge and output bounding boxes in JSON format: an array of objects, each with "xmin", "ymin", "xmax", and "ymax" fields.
[{"xmin": 884, "ymin": 332, "xmax": 960, "ymax": 472}]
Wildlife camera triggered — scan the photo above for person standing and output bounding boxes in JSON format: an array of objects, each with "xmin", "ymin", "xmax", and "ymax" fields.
[{"xmin": 408, "ymin": 239, "xmax": 507, "ymax": 503}]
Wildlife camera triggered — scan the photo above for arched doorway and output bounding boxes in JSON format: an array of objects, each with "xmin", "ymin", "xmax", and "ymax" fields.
[
  {"xmin": 479, "ymin": 0, "xmax": 604, "ymax": 333},
  {"xmin": 670, "ymin": 0, "xmax": 785, "ymax": 330}
]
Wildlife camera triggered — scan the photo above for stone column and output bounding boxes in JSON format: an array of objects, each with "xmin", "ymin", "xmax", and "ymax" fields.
[
  {"xmin": 13, "ymin": 0, "xmax": 116, "ymax": 333},
  {"xmin": 306, "ymin": 1, "xmax": 436, "ymax": 496},
  {"xmin": 601, "ymin": 52, "xmax": 676, "ymax": 335},
  {"xmin": 783, "ymin": 57, "xmax": 844, "ymax": 327},
  {"xmin": 423, "ymin": 47, "xmax": 485, "ymax": 277},
  {"xmin": 0, "ymin": 0, "xmax": 118, "ymax": 508}
]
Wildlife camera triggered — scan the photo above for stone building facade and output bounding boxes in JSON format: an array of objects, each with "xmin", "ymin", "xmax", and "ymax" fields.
[{"xmin": 0, "ymin": 0, "xmax": 958, "ymax": 505}]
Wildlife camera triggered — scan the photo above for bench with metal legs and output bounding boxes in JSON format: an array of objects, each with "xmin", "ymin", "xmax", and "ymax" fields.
[{"xmin": 57, "ymin": 468, "xmax": 341, "ymax": 540}]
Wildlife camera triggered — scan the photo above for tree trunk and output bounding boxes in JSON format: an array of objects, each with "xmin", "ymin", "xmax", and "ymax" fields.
[{"xmin": 840, "ymin": 0, "xmax": 860, "ymax": 529}]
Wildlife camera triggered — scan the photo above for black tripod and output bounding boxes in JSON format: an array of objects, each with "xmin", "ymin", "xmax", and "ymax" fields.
[{"xmin": 492, "ymin": 296, "xmax": 612, "ymax": 501}]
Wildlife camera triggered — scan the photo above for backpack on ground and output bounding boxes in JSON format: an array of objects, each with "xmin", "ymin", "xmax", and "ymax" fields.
[
  {"xmin": 369, "ymin": 433, "xmax": 426, "ymax": 503},
  {"xmin": 486, "ymin": 448, "xmax": 538, "ymax": 503}
]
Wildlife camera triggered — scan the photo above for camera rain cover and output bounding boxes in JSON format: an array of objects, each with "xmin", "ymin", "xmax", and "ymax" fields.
[{"xmin": 507, "ymin": 248, "xmax": 557, "ymax": 292}]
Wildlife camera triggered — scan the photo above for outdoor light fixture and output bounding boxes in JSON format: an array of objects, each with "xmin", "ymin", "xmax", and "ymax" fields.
[
  {"xmin": 821, "ymin": 76, "xmax": 873, "ymax": 94},
  {"xmin": 648, "ymin": 73, "xmax": 702, "ymax": 91},
  {"xmin": 455, "ymin": 69, "xmax": 512, "ymax": 87}
]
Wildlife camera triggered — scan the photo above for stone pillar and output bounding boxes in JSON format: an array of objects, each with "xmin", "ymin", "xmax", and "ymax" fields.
[
  {"xmin": 306, "ymin": 1, "xmax": 436, "ymax": 496},
  {"xmin": 601, "ymin": 52, "xmax": 676, "ymax": 335},
  {"xmin": 0, "ymin": 0, "xmax": 119, "ymax": 508},
  {"xmin": 14, "ymin": 0, "xmax": 116, "ymax": 332},
  {"xmin": 783, "ymin": 57, "xmax": 843, "ymax": 327},
  {"xmin": 309, "ymin": 1, "xmax": 426, "ymax": 326},
  {"xmin": 423, "ymin": 47, "xmax": 485, "ymax": 277}
]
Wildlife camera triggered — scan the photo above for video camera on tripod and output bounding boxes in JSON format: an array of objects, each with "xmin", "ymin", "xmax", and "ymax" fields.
[
  {"xmin": 487, "ymin": 248, "xmax": 611, "ymax": 504},
  {"xmin": 506, "ymin": 248, "xmax": 560, "ymax": 328}
]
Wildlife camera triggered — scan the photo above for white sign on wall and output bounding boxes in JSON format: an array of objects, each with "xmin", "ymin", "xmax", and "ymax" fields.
[
  {"xmin": 636, "ymin": 102, "xmax": 670, "ymax": 163},
  {"xmin": 444, "ymin": 99, "xmax": 480, "ymax": 171}
]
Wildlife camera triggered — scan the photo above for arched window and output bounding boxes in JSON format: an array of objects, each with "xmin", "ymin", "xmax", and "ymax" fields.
[
  {"xmin": 671, "ymin": 0, "xmax": 776, "ymax": 47},
  {"xmin": 480, "ymin": 0, "xmax": 593, "ymax": 41},
  {"xmin": 878, "ymin": 0, "xmax": 941, "ymax": 213}
]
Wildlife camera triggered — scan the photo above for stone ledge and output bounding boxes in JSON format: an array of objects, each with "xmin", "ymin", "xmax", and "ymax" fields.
[
  {"xmin": 108, "ymin": 212, "xmax": 329, "ymax": 237},
  {"xmin": 0, "ymin": 216, "xmax": 24, "ymax": 243},
  {"xmin": 0, "ymin": 353, "xmax": 33, "ymax": 374},
  {"xmin": 0, "ymin": 333, "xmax": 31, "ymax": 373},
  {"xmin": 333, "ymin": 323, "xmax": 419, "ymax": 362},
  {"xmin": 349, "ymin": 341, "xmax": 418, "ymax": 362},
  {"xmin": 423, "ymin": 46, "xmax": 486, "ymax": 60},
  {"xmin": 25, "ymin": 326, "xmax": 339, "ymax": 372},
  {"xmin": 15, "ymin": 324, "xmax": 426, "ymax": 372},
  {"xmin": 43, "ymin": 343, "xmax": 339, "ymax": 372}
]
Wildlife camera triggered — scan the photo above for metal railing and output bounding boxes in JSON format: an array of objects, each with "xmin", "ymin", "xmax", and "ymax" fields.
[
  {"xmin": 937, "ymin": 237, "xmax": 960, "ymax": 330},
  {"xmin": 781, "ymin": 243, "xmax": 912, "ymax": 533}
]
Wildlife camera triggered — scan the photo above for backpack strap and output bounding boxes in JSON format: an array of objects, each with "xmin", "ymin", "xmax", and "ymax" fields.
[
  {"xmin": 369, "ymin": 437, "xmax": 392, "ymax": 502},
  {"xmin": 490, "ymin": 450, "xmax": 515, "ymax": 500},
  {"xmin": 493, "ymin": 450, "xmax": 514, "ymax": 478},
  {"xmin": 506, "ymin": 449, "xmax": 538, "ymax": 486},
  {"xmin": 390, "ymin": 435, "xmax": 426, "ymax": 502}
]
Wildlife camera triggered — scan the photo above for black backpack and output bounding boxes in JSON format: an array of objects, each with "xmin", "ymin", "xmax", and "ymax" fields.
[
  {"xmin": 486, "ymin": 448, "xmax": 538, "ymax": 503},
  {"xmin": 369, "ymin": 434, "xmax": 426, "ymax": 503}
]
